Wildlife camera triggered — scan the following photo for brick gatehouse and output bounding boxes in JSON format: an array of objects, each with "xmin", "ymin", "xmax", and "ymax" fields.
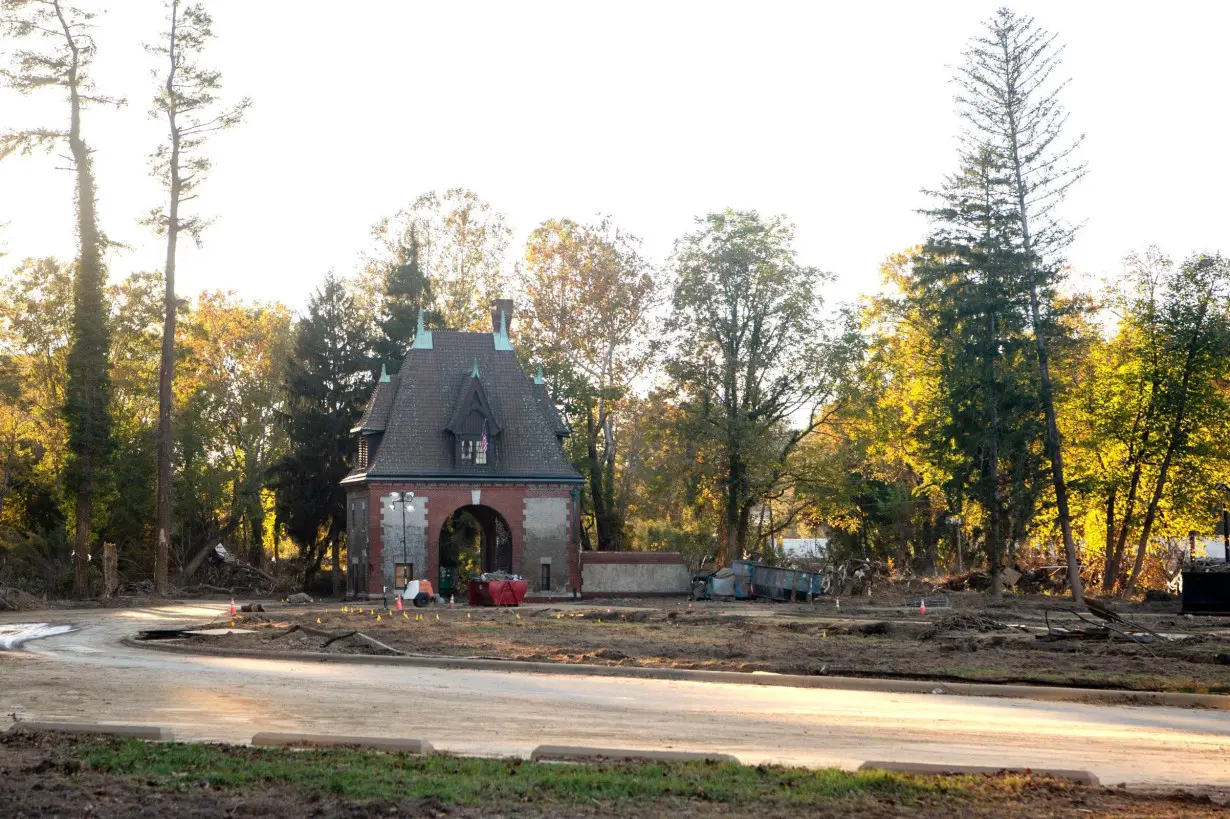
[{"xmin": 342, "ymin": 301, "xmax": 583, "ymax": 600}]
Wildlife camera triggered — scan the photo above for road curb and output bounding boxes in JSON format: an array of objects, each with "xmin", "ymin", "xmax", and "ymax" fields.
[
  {"xmin": 251, "ymin": 732, "xmax": 432, "ymax": 752},
  {"xmin": 530, "ymin": 744, "xmax": 738, "ymax": 763},
  {"xmin": 122, "ymin": 637, "xmax": 1230, "ymax": 710},
  {"xmin": 6, "ymin": 721, "xmax": 174, "ymax": 741},
  {"xmin": 860, "ymin": 760, "xmax": 1099, "ymax": 785}
]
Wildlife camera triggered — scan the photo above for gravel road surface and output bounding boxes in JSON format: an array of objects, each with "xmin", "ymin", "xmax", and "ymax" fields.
[{"xmin": 2, "ymin": 603, "xmax": 1227, "ymax": 787}]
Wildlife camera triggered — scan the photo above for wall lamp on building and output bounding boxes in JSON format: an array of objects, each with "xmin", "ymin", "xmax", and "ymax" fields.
[{"xmin": 388, "ymin": 492, "xmax": 416, "ymax": 588}]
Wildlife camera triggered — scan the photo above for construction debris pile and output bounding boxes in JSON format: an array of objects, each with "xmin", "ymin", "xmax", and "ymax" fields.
[
  {"xmin": 179, "ymin": 544, "xmax": 282, "ymax": 597},
  {"xmin": 1187, "ymin": 558, "xmax": 1230, "ymax": 573},
  {"xmin": 0, "ymin": 585, "xmax": 41, "ymax": 611},
  {"xmin": 1039, "ymin": 598, "xmax": 1183, "ymax": 653},
  {"xmin": 827, "ymin": 559, "xmax": 891, "ymax": 597},
  {"xmin": 919, "ymin": 612, "xmax": 1007, "ymax": 640}
]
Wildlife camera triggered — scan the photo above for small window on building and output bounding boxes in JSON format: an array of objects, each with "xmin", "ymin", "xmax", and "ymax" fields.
[
  {"xmin": 540, "ymin": 562, "xmax": 551, "ymax": 592},
  {"xmin": 395, "ymin": 563, "xmax": 414, "ymax": 587},
  {"xmin": 459, "ymin": 437, "xmax": 488, "ymax": 465},
  {"xmin": 357, "ymin": 437, "xmax": 368, "ymax": 469}
]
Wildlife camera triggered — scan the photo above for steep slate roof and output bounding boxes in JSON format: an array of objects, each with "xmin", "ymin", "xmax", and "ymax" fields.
[
  {"xmin": 532, "ymin": 381, "xmax": 570, "ymax": 437},
  {"xmin": 354, "ymin": 373, "xmax": 400, "ymax": 433},
  {"xmin": 362, "ymin": 330, "xmax": 581, "ymax": 482}
]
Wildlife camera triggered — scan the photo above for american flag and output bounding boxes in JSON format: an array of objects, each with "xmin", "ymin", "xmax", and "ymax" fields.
[{"xmin": 479, "ymin": 419, "xmax": 488, "ymax": 455}]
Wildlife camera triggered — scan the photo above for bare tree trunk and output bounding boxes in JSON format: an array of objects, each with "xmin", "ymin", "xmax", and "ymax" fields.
[
  {"xmin": 154, "ymin": 5, "xmax": 182, "ymax": 596},
  {"xmin": 102, "ymin": 541, "xmax": 117, "ymax": 598},
  {"xmin": 1105, "ymin": 388, "xmax": 1157, "ymax": 590},
  {"xmin": 1101, "ymin": 486, "xmax": 1117, "ymax": 591},
  {"xmin": 155, "ymin": 194, "xmax": 178, "ymax": 594},
  {"xmin": 725, "ymin": 452, "xmax": 744, "ymax": 566},
  {"xmin": 584, "ymin": 404, "xmax": 611, "ymax": 550},
  {"xmin": 330, "ymin": 530, "xmax": 341, "ymax": 597},
  {"xmin": 985, "ymin": 350, "xmax": 1003, "ymax": 599}
]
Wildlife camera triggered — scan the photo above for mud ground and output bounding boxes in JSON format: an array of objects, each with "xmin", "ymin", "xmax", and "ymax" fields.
[
  {"xmin": 2, "ymin": 731, "xmax": 1226, "ymax": 819},
  {"xmin": 188, "ymin": 592, "xmax": 1230, "ymax": 694}
]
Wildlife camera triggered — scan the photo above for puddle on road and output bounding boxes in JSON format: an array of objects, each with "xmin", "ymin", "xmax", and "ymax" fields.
[{"xmin": 0, "ymin": 623, "xmax": 74, "ymax": 650}]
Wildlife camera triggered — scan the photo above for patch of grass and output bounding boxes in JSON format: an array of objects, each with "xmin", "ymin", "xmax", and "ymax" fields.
[{"xmin": 70, "ymin": 738, "xmax": 991, "ymax": 807}]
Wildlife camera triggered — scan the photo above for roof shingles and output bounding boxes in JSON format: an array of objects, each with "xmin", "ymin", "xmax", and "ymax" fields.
[{"xmin": 363, "ymin": 331, "xmax": 581, "ymax": 482}]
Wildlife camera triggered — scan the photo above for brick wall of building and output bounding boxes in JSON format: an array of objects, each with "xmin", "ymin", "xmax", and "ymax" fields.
[{"xmin": 355, "ymin": 481, "xmax": 579, "ymax": 599}]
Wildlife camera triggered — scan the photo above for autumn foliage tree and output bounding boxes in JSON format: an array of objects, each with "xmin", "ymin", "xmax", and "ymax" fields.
[
  {"xmin": 666, "ymin": 210, "xmax": 855, "ymax": 566},
  {"xmin": 520, "ymin": 217, "xmax": 658, "ymax": 551}
]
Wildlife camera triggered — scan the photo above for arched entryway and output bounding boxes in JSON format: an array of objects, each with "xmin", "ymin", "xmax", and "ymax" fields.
[{"xmin": 437, "ymin": 504, "xmax": 512, "ymax": 598}]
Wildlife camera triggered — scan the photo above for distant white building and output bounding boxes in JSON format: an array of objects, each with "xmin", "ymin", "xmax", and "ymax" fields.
[
  {"xmin": 1194, "ymin": 538, "xmax": 1227, "ymax": 561},
  {"xmin": 780, "ymin": 538, "xmax": 829, "ymax": 560}
]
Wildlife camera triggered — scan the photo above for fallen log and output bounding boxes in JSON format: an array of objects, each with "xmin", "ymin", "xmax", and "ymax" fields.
[
  {"xmin": 178, "ymin": 583, "xmax": 234, "ymax": 596},
  {"xmin": 322, "ymin": 630, "xmax": 358, "ymax": 647},
  {"xmin": 265, "ymin": 625, "xmax": 401, "ymax": 654},
  {"xmin": 269, "ymin": 624, "xmax": 337, "ymax": 641},
  {"xmin": 1035, "ymin": 629, "xmax": 1114, "ymax": 642},
  {"xmin": 352, "ymin": 631, "xmax": 404, "ymax": 655}
]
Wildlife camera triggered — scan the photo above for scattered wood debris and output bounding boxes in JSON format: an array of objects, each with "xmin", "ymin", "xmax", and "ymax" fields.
[
  {"xmin": 919, "ymin": 612, "xmax": 1008, "ymax": 641},
  {"xmin": 269, "ymin": 623, "xmax": 403, "ymax": 655}
]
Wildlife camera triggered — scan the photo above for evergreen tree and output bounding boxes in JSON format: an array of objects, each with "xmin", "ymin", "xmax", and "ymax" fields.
[
  {"xmin": 374, "ymin": 228, "xmax": 429, "ymax": 373},
  {"xmin": 954, "ymin": 7, "xmax": 1088, "ymax": 599},
  {"xmin": 272, "ymin": 273, "xmax": 372, "ymax": 593},
  {"xmin": 911, "ymin": 149, "xmax": 1044, "ymax": 596}
]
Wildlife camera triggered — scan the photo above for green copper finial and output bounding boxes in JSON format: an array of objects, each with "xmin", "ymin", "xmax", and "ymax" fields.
[
  {"xmin": 379, "ymin": 363, "xmax": 390, "ymax": 383},
  {"xmin": 411, "ymin": 308, "xmax": 433, "ymax": 350},
  {"xmin": 535, "ymin": 363, "xmax": 544, "ymax": 385},
  {"xmin": 471, "ymin": 359, "xmax": 480, "ymax": 379},
  {"xmin": 492, "ymin": 309, "xmax": 513, "ymax": 351}
]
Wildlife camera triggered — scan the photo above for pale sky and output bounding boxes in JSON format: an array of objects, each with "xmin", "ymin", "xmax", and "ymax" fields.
[{"xmin": 0, "ymin": 1, "xmax": 1226, "ymax": 311}]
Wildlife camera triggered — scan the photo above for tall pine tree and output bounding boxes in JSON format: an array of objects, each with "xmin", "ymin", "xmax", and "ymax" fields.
[
  {"xmin": 954, "ymin": 7, "xmax": 1088, "ymax": 599},
  {"xmin": 913, "ymin": 149, "xmax": 1043, "ymax": 597},
  {"xmin": 272, "ymin": 274, "xmax": 372, "ymax": 594},
  {"xmin": 374, "ymin": 228, "xmax": 429, "ymax": 373}
]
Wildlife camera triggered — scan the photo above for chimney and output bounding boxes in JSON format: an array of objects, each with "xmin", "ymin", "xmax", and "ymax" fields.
[{"xmin": 490, "ymin": 298, "xmax": 514, "ymax": 334}]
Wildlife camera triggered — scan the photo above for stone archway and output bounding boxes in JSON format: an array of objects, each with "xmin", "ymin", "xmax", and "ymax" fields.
[{"xmin": 437, "ymin": 504, "xmax": 512, "ymax": 597}]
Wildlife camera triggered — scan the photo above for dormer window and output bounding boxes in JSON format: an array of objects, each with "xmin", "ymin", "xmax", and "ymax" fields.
[
  {"xmin": 448, "ymin": 362, "xmax": 502, "ymax": 468},
  {"xmin": 460, "ymin": 437, "xmax": 488, "ymax": 465}
]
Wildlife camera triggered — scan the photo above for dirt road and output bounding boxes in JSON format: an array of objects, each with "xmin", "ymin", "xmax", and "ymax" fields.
[{"xmin": 2, "ymin": 603, "xmax": 1228, "ymax": 788}]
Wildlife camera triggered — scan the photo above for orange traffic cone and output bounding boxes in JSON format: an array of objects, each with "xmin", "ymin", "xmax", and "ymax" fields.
[
  {"xmin": 396, "ymin": 596, "xmax": 403, "ymax": 611},
  {"xmin": 449, "ymin": 595, "xmax": 455, "ymax": 609},
  {"xmin": 229, "ymin": 597, "xmax": 237, "ymax": 616},
  {"xmin": 920, "ymin": 598, "xmax": 927, "ymax": 615}
]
